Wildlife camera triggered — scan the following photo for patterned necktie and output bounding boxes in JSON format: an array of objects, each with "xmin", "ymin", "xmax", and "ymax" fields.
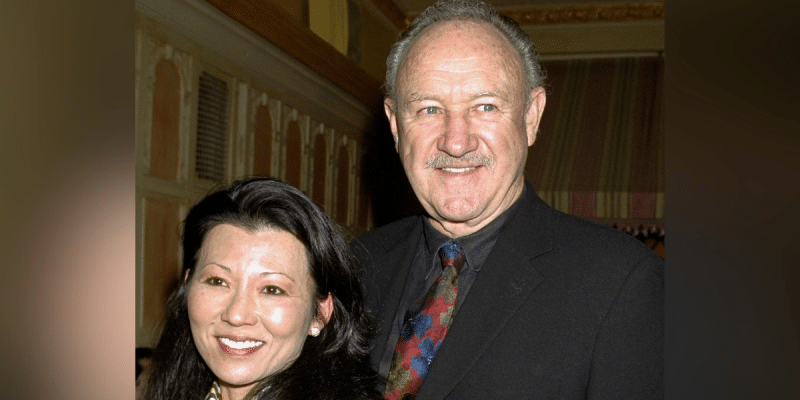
[{"xmin": 384, "ymin": 241, "xmax": 464, "ymax": 400}]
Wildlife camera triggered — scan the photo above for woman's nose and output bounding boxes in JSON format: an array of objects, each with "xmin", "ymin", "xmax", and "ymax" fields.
[{"xmin": 221, "ymin": 289, "xmax": 258, "ymax": 326}]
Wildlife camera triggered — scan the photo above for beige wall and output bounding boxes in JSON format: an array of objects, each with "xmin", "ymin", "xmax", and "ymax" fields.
[{"xmin": 135, "ymin": 0, "xmax": 382, "ymax": 347}]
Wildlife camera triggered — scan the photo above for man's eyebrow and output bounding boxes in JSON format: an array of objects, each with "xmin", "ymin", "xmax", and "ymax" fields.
[
  {"xmin": 406, "ymin": 91, "xmax": 507, "ymax": 102},
  {"xmin": 405, "ymin": 93, "xmax": 438, "ymax": 104},
  {"xmin": 470, "ymin": 91, "xmax": 506, "ymax": 101}
]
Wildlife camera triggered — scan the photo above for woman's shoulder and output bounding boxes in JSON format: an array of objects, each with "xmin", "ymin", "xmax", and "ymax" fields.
[{"xmin": 309, "ymin": 359, "xmax": 383, "ymax": 400}]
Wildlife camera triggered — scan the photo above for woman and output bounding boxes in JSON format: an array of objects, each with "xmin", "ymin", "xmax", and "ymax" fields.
[{"xmin": 143, "ymin": 178, "xmax": 382, "ymax": 400}]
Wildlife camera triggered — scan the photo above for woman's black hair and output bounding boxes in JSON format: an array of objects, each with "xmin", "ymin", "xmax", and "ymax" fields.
[{"xmin": 143, "ymin": 177, "xmax": 381, "ymax": 399}]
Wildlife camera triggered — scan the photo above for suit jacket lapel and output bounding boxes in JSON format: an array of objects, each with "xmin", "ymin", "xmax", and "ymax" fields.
[
  {"xmin": 417, "ymin": 189, "xmax": 554, "ymax": 399},
  {"xmin": 369, "ymin": 219, "xmax": 424, "ymax": 366}
]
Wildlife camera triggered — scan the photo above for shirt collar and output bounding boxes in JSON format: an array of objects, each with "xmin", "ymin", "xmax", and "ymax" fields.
[
  {"xmin": 422, "ymin": 186, "xmax": 528, "ymax": 277},
  {"xmin": 203, "ymin": 381, "xmax": 221, "ymax": 400}
]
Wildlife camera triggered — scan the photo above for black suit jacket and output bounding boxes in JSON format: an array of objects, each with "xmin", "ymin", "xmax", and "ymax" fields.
[{"xmin": 352, "ymin": 188, "xmax": 664, "ymax": 399}]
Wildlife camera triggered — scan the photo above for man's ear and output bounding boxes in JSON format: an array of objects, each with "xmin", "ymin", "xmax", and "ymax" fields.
[
  {"xmin": 525, "ymin": 87, "xmax": 547, "ymax": 146},
  {"xmin": 384, "ymin": 98, "xmax": 400, "ymax": 152},
  {"xmin": 311, "ymin": 293, "xmax": 334, "ymax": 333}
]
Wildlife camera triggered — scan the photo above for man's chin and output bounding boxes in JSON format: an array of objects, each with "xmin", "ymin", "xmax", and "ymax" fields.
[
  {"xmin": 430, "ymin": 202, "xmax": 479, "ymax": 223},
  {"xmin": 427, "ymin": 203, "xmax": 487, "ymax": 231}
]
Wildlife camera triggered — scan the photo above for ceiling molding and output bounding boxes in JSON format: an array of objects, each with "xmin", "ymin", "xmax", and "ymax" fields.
[
  {"xmin": 398, "ymin": 2, "xmax": 664, "ymax": 28},
  {"xmin": 501, "ymin": 2, "xmax": 664, "ymax": 25},
  {"xmin": 204, "ymin": 0, "xmax": 383, "ymax": 110},
  {"xmin": 370, "ymin": 0, "xmax": 408, "ymax": 30}
]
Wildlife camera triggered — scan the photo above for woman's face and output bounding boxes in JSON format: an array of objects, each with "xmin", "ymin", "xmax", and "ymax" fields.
[{"xmin": 187, "ymin": 224, "xmax": 332, "ymax": 398}]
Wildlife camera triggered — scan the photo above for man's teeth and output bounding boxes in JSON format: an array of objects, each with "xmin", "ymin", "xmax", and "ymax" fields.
[
  {"xmin": 219, "ymin": 337, "xmax": 264, "ymax": 349},
  {"xmin": 441, "ymin": 167, "xmax": 475, "ymax": 173}
]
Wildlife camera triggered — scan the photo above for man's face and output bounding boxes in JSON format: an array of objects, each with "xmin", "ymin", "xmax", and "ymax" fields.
[{"xmin": 385, "ymin": 20, "xmax": 546, "ymax": 237}]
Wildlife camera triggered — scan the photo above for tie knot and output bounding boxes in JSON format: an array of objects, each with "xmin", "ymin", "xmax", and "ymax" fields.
[{"xmin": 439, "ymin": 240, "xmax": 464, "ymax": 272}]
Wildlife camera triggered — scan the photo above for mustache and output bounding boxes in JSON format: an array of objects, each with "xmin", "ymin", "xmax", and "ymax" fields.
[{"xmin": 424, "ymin": 153, "xmax": 494, "ymax": 170}]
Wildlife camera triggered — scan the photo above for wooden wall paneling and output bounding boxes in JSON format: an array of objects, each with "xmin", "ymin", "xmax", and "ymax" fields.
[
  {"xmin": 326, "ymin": 127, "xmax": 339, "ymax": 213},
  {"xmin": 267, "ymin": 98, "xmax": 283, "ymax": 178},
  {"xmin": 284, "ymin": 108, "xmax": 303, "ymax": 189},
  {"xmin": 277, "ymin": 105, "xmax": 295, "ymax": 184},
  {"xmin": 136, "ymin": 1, "xmax": 378, "ymax": 346},
  {"xmin": 366, "ymin": 0, "xmax": 407, "ymax": 31},
  {"xmin": 252, "ymin": 92, "xmax": 274, "ymax": 178},
  {"xmin": 354, "ymin": 0, "xmax": 402, "ymax": 83},
  {"xmin": 276, "ymin": 0, "xmax": 307, "ymax": 25},
  {"xmin": 204, "ymin": 0, "xmax": 383, "ymax": 110},
  {"xmin": 139, "ymin": 196, "xmax": 183, "ymax": 345},
  {"xmin": 286, "ymin": 128, "xmax": 301, "ymax": 187},
  {"xmin": 336, "ymin": 143, "xmax": 351, "ymax": 224},
  {"xmin": 308, "ymin": 0, "xmax": 349, "ymax": 55},
  {"xmin": 298, "ymin": 114, "xmax": 312, "ymax": 192},
  {"xmin": 311, "ymin": 124, "xmax": 329, "ymax": 211},
  {"xmin": 230, "ymin": 81, "xmax": 251, "ymax": 180},
  {"xmin": 347, "ymin": 139, "xmax": 359, "ymax": 228},
  {"xmin": 138, "ymin": 38, "xmax": 194, "ymax": 184},
  {"xmin": 335, "ymin": 135, "xmax": 358, "ymax": 226},
  {"xmin": 356, "ymin": 143, "xmax": 371, "ymax": 232},
  {"xmin": 149, "ymin": 58, "xmax": 181, "ymax": 181}
]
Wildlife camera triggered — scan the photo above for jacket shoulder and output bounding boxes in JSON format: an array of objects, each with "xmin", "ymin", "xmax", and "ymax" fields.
[
  {"xmin": 351, "ymin": 215, "xmax": 419, "ymax": 253},
  {"xmin": 552, "ymin": 210, "xmax": 658, "ymax": 261}
]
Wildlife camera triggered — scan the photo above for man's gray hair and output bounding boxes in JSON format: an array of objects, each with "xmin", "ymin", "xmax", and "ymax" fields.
[{"xmin": 383, "ymin": 0, "xmax": 545, "ymax": 102}]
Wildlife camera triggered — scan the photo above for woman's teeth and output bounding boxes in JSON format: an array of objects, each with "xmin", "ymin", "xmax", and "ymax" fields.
[{"xmin": 219, "ymin": 338, "xmax": 263, "ymax": 349}]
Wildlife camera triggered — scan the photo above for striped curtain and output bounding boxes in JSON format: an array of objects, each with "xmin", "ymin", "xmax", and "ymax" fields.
[{"xmin": 525, "ymin": 56, "xmax": 665, "ymax": 229}]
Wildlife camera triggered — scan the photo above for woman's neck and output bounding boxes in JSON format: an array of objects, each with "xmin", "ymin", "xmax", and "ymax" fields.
[{"xmin": 219, "ymin": 381, "xmax": 256, "ymax": 400}]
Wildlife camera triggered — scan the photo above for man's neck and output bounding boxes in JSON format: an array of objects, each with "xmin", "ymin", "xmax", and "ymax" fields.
[{"xmin": 428, "ymin": 184, "xmax": 527, "ymax": 238}]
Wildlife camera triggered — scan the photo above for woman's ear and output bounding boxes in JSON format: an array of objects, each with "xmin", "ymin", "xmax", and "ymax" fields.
[
  {"xmin": 310, "ymin": 293, "xmax": 334, "ymax": 335},
  {"xmin": 183, "ymin": 269, "xmax": 191, "ymax": 284}
]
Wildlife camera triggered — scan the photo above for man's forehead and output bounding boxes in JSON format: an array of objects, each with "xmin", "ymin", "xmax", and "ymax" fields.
[
  {"xmin": 394, "ymin": 23, "xmax": 524, "ymax": 101},
  {"xmin": 403, "ymin": 89, "xmax": 509, "ymax": 104},
  {"xmin": 409, "ymin": 20, "xmax": 505, "ymax": 52},
  {"xmin": 399, "ymin": 21, "xmax": 520, "ymax": 75}
]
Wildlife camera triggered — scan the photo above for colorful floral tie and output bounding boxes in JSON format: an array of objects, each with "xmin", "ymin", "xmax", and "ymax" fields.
[{"xmin": 384, "ymin": 241, "xmax": 464, "ymax": 399}]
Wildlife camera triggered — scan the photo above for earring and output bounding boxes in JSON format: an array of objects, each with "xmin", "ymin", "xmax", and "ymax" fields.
[{"xmin": 310, "ymin": 327, "xmax": 320, "ymax": 337}]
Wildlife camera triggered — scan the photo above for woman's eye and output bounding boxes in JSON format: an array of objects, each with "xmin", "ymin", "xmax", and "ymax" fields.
[
  {"xmin": 264, "ymin": 286, "xmax": 286, "ymax": 295},
  {"xmin": 204, "ymin": 277, "xmax": 226, "ymax": 286},
  {"xmin": 478, "ymin": 104, "xmax": 496, "ymax": 112}
]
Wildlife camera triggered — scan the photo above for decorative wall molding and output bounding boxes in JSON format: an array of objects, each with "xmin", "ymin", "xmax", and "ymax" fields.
[
  {"xmin": 501, "ymin": 3, "xmax": 664, "ymax": 26},
  {"xmin": 137, "ymin": 37, "xmax": 195, "ymax": 182},
  {"xmin": 403, "ymin": 2, "xmax": 664, "ymax": 27},
  {"xmin": 369, "ymin": 0, "xmax": 407, "ymax": 30},
  {"xmin": 136, "ymin": 0, "xmax": 376, "ymax": 347},
  {"xmin": 204, "ymin": 0, "xmax": 384, "ymax": 110}
]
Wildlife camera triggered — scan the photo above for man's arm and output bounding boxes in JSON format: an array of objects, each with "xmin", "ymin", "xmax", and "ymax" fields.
[{"xmin": 587, "ymin": 254, "xmax": 664, "ymax": 399}]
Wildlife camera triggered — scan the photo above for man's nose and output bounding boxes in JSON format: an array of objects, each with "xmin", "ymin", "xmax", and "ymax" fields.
[{"xmin": 438, "ymin": 113, "xmax": 478, "ymax": 158}]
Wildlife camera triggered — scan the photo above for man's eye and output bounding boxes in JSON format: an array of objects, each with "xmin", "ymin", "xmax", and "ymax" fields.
[
  {"xmin": 204, "ymin": 277, "xmax": 226, "ymax": 286},
  {"xmin": 264, "ymin": 286, "xmax": 286, "ymax": 295},
  {"xmin": 478, "ymin": 104, "xmax": 496, "ymax": 112},
  {"xmin": 420, "ymin": 107, "xmax": 438, "ymax": 115}
]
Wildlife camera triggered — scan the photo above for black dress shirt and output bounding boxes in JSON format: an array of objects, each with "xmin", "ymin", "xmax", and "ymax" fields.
[{"xmin": 377, "ymin": 187, "xmax": 528, "ymax": 377}]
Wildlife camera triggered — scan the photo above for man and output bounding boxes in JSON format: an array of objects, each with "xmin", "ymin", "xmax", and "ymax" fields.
[{"xmin": 352, "ymin": 1, "xmax": 663, "ymax": 398}]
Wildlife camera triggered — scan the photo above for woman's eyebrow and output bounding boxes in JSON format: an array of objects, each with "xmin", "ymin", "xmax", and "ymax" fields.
[
  {"xmin": 259, "ymin": 271, "xmax": 297, "ymax": 283},
  {"xmin": 197, "ymin": 262, "xmax": 230, "ymax": 273}
]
